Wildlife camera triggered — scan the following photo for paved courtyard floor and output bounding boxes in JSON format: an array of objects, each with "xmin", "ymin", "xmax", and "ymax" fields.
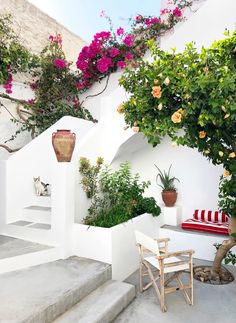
[{"xmin": 115, "ymin": 258, "xmax": 236, "ymax": 323}]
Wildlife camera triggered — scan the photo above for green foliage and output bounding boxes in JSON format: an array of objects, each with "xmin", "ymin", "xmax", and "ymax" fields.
[
  {"xmin": 79, "ymin": 157, "xmax": 104, "ymax": 198},
  {"xmin": 214, "ymin": 243, "xmax": 236, "ymax": 265},
  {"xmin": 0, "ymin": 14, "xmax": 38, "ymax": 84},
  {"xmin": 79, "ymin": 160, "xmax": 160, "ymax": 227},
  {"xmin": 20, "ymin": 35, "xmax": 94, "ymax": 136},
  {"xmin": 1, "ymin": 1, "xmax": 192, "ymax": 141},
  {"xmin": 120, "ymin": 31, "xmax": 236, "ymax": 217},
  {"xmin": 154, "ymin": 164, "xmax": 179, "ymax": 191}
]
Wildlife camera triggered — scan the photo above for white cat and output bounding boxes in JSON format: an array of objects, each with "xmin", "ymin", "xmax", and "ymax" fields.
[{"xmin": 33, "ymin": 176, "xmax": 50, "ymax": 196}]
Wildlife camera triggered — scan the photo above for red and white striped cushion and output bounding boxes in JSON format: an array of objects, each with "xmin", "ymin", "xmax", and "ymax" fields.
[
  {"xmin": 193, "ymin": 210, "xmax": 228, "ymax": 223},
  {"xmin": 181, "ymin": 218, "xmax": 228, "ymax": 235}
]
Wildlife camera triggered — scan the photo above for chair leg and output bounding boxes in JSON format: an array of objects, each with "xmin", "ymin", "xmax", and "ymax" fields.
[
  {"xmin": 176, "ymin": 274, "xmax": 191, "ymax": 305},
  {"xmin": 190, "ymin": 260, "xmax": 194, "ymax": 305},
  {"xmin": 160, "ymin": 270, "xmax": 167, "ymax": 312},
  {"xmin": 139, "ymin": 262, "xmax": 143, "ymax": 293},
  {"xmin": 146, "ymin": 265, "xmax": 167, "ymax": 312}
]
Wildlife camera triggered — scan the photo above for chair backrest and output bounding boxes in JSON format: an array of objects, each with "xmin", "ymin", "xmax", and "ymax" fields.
[
  {"xmin": 193, "ymin": 209, "xmax": 228, "ymax": 223},
  {"xmin": 135, "ymin": 230, "xmax": 160, "ymax": 256}
]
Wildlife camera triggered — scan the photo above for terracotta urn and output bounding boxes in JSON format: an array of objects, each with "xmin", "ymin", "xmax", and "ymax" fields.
[
  {"xmin": 162, "ymin": 190, "xmax": 177, "ymax": 207},
  {"xmin": 52, "ymin": 129, "xmax": 76, "ymax": 162}
]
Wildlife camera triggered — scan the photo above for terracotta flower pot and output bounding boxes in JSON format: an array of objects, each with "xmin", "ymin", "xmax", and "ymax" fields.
[
  {"xmin": 52, "ymin": 129, "xmax": 76, "ymax": 162},
  {"xmin": 162, "ymin": 190, "xmax": 177, "ymax": 207}
]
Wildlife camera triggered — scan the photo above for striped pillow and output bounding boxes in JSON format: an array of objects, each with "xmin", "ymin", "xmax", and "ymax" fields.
[{"xmin": 193, "ymin": 210, "xmax": 228, "ymax": 223}]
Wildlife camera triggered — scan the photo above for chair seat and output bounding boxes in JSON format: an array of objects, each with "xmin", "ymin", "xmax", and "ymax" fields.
[{"xmin": 144, "ymin": 256, "xmax": 189, "ymax": 274}]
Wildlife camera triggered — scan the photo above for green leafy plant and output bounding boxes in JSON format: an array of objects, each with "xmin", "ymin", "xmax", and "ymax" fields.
[
  {"xmin": 79, "ymin": 156, "xmax": 104, "ymax": 198},
  {"xmin": 79, "ymin": 160, "xmax": 160, "ymax": 227},
  {"xmin": 120, "ymin": 31, "xmax": 236, "ymax": 218},
  {"xmin": 214, "ymin": 243, "xmax": 236, "ymax": 265},
  {"xmin": 120, "ymin": 30, "xmax": 236, "ymax": 275},
  {"xmin": 154, "ymin": 164, "xmax": 179, "ymax": 191}
]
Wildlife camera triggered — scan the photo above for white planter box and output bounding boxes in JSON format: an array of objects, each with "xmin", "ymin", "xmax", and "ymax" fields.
[{"xmin": 72, "ymin": 213, "xmax": 161, "ymax": 280}]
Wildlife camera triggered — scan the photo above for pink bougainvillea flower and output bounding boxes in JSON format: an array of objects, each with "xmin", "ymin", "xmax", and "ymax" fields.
[
  {"xmin": 94, "ymin": 31, "xmax": 111, "ymax": 40},
  {"xmin": 97, "ymin": 56, "xmax": 113, "ymax": 73},
  {"xmin": 3, "ymin": 72, "xmax": 13, "ymax": 94},
  {"xmin": 109, "ymin": 48, "xmax": 120, "ymax": 57},
  {"xmin": 145, "ymin": 17, "xmax": 159, "ymax": 26},
  {"xmin": 76, "ymin": 60, "xmax": 89, "ymax": 72},
  {"xmin": 123, "ymin": 34, "xmax": 135, "ymax": 47},
  {"xmin": 116, "ymin": 27, "xmax": 125, "ymax": 36},
  {"xmin": 125, "ymin": 52, "xmax": 133, "ymax": 60},
  {"xmin": 117, "ymin": 61, "xmax": 126, "ymax": 69},
  {"xmin": 27, "ymin": 99, "xmax": 35, "ymax": 104},
  {"xmin": 136, "ymin": 15, "xmax": 142, "ymax": 21},
  {"xmin": 160, "ymin": 8, "xmax": 169, "ymax": 15},
  {"xmin": 49, "ymin": 34, "xmax": 62, "ymax": 46},
  {"xmin": 173, "ymin": 7, "xmax": 182, "ymax": 17},
  {"xmin": 53, "ymin": 58, "xmax": 67, "ymax": 69},
  {"xmin": 100, "ymin": 10, "xmax": 106, "ymax": 17},
  {"xmin": 29, "ymin": 81, "xmax": 38, "ymax": 90}
]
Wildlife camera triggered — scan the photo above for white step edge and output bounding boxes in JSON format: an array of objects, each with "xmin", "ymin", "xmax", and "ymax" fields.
[
  {"xmin": 22, "ymin": 206, "xmax": 51, "ymax": 224},
  {"xmin": 0, "ymin": 247, "xmax": 63, "ymax": 274},
  {"xmin": 53, "ymin": 280, "xmax": 136, "ymax": 323},
  {"xmin": 1, "ymin": 224, "xmax": 54, "ymax": 245},
  {"xmin": 30, "ymin": 196, "xmax": 51, "ymax": 207}
]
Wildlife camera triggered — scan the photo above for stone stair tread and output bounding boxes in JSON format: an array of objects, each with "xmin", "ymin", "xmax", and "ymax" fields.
[
  {"xmin": 0, "ymin": 256, "xmax": 111, "ymax": 323},
  {"xmin": 53, "ymin": 280, "xmax": 136, "ymax": 323},
  {"xmin": 24, "ymin": 205, "xmax": 51, "ymax": 211},
  {"xmin": 0, "ymin": 235, "xmax": 52, "ymax": 259}
]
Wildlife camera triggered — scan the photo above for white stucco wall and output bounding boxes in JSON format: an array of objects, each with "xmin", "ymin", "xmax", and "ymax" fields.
[{"xmin": 1, "ymin": 0, "xmax": 235, "ymax": 224}]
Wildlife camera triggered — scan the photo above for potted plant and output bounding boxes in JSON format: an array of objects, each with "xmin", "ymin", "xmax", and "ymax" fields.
[{"xmin": 154, "ymin": 164, "xmax": 180, "ymax": 207}]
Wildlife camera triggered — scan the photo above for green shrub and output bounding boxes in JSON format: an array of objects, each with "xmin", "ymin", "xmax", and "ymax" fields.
[{"xmin": 79, "ymin": 160, "xmax": 161, "ymax": 227}]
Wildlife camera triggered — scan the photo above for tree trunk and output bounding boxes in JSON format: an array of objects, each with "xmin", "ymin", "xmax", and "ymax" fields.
[
  {"xmin": 211, "ymin": 237, "xmax": 236, "ymax": 277},
  {"xmin": 211, "ymin": 217, "xmax": 236, "ymax": 279}
]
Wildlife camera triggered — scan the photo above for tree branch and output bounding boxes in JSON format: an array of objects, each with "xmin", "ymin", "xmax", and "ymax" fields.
[{"xmin": 0, "ymin": 144, "xmax": 21, "ymax": 153}]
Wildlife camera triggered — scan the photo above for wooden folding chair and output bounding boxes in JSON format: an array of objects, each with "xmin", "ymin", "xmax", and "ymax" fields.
[{"xmin": 135, "ymin": 230, "xmax": 194, "ymax": 312}]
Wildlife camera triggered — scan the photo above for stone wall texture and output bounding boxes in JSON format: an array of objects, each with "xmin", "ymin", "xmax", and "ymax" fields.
[
  {"xmin": 0, "ymin": 0, "xmax": 87, "ymax": 65},
  {"xmin": 0, "ymin": 0, "xmax": 87, "ymax": 159}
]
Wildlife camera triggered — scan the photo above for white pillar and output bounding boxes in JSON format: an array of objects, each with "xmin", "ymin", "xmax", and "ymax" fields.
[
  {"xmin": 0, "ymin": 161, "xmax": 7, "ymax": 228},
  {"xmin": 51, "ymin": 162, "xmax": 75, "ymax": 257}
]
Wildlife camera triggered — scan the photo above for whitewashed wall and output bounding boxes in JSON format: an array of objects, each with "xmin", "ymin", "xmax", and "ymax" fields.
[
  {"xmin": 160, "ymin": 0, "xmax": 236, "ymax": 52},
  {"xmin": 1, "ymin": 0, "xmax": 235, "ymax": 226},
  {"xmin": 4, "ymin": 117, "xmax": 94, "ymax": 224},
  {"xmin": 76, "ymin": 0, "xmax": 235, "ymax": 221}
]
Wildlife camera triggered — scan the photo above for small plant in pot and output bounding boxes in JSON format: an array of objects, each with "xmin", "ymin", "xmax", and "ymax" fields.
[{"xmin": 154, "ymin": 164, "xmax": 180, "ymax": 207}]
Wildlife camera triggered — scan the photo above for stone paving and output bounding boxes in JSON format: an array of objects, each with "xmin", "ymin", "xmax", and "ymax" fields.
[{"xmin": 115, "ymin": 258, "xmax": 236, "ymax": 323}]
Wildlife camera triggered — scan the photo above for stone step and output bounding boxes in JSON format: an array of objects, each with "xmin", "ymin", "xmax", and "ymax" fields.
[
  {"xmin": 0, "ymin": 256, "xmax": 111, "ymax": 323},
  {"xmin": 2, "ymin": 222, "xmax": 53, "ymax": 245},
  {"xmin": 31, "ymin": 196, "xmax": 51, "ymax": 207},
  {"xmin": 22, "ymin": 205, "xmax": 51, "ymax": 224},
  {"xmin": 0, "ymin": 234, "xmax": 61, "ymax": 274},
  {"xmin": 54, "ymin": 280, "xmax": 136, "ymax": 323}
]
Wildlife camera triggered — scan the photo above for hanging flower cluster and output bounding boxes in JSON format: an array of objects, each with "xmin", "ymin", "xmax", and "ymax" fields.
[
  {"xmin": 76, "ymin": 1, "xmax": 188, "ymax": 89},
  {"xmin": 3, "ymin": 69, "xmax": 13, "ymax": 94}
]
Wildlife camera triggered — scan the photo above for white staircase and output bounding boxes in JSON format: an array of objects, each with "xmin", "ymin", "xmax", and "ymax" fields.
[{"xmin": 0, "ymin": 256, "xmax": 136, "ymax": 323}]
